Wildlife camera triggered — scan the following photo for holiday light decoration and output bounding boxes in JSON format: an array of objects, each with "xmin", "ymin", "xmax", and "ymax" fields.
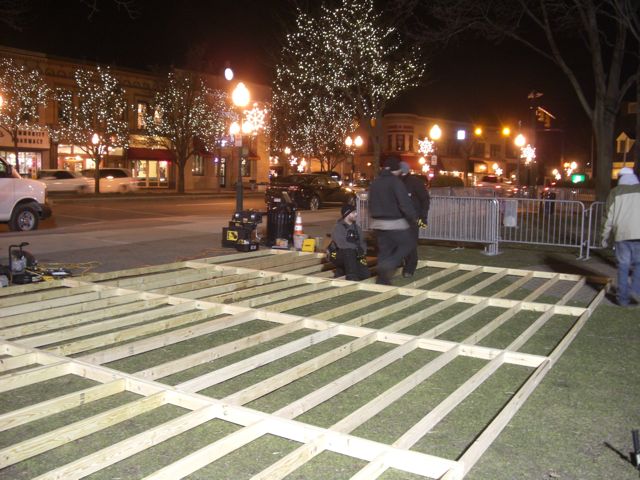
[
  {"xmin": 271, "ymin": 0, "xmax": 423, "ymax": 170},
  {"xmin": 520, "ymin": 144, "xmax": 537, "ymax": 165},
  {"xmin": 0, "ymin": 58, "xmax": 50, "ymax": 164},
  {"xmin": 418, "ymin": 137, "xmax": 434, "ymax": 156},
  {"xmin": 144, "ymin": 71, "xmax": 232, "ymax": 193},
  {"xmin": 244, "ymin": 102, "xmax": 268, "ymax": 133},
  {"xmin": 55, "ymin": 66, "xmax": 128, "ymax": 193}
]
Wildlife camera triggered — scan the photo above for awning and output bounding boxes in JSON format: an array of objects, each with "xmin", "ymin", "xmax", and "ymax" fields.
[{"xmin": 127, "ymin": 147, "xmax": 173, "ymax": 161}]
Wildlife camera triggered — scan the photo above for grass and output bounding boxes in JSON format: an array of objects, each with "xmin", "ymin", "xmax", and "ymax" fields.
[{"xmin": 1, "ymin": 242, "xmax": 638, "ymax": 479}]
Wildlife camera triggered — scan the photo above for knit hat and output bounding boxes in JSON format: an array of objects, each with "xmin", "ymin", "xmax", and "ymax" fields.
[
  {"xmin": 341, "ymin": 204, "xmax": 356, "ymax": 218},
  {"xmin": 383, "ymin": 156, "xmax": 401, "ymax": 171},
  {"xmin": 618, "ymin": 167, "xmax": 640, "ymax": 185},
  {"xmin": 399, "ymin": 161, "xmax": 410, "ymax": 175}
]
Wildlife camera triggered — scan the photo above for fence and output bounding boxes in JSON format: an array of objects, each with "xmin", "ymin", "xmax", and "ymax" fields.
[{"xmin": 356, "ymin": 194, "xmax": 606, "ymax": 258}]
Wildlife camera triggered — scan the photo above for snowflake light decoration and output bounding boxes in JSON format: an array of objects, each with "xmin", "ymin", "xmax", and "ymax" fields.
[
  {"xmin": 244, "ymin": 103, "xmax": 267, "ymax": 133},
  {"xmin": 418, "ymin": 137, "xmax": 434, "ymax": 156},
  {"xmin": 520, "ymin": 144, "xmax": 536, "ymax": 165}
]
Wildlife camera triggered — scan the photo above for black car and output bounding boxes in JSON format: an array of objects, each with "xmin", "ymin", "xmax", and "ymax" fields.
[{"xmin": 265, "ymin": 174, "xmax": 356, "ymax": 210}]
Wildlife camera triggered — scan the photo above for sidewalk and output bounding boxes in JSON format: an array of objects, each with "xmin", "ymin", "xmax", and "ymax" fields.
[{"xmin": 48, "ymin": 188, "xmax": 266, "ymax": 203}]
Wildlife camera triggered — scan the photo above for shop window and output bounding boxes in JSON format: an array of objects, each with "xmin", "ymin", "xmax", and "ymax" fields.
[
  {"xmin": 137, "ymin": 101, "xmax": 150, "ymax": 129},
  {"xmin": 473, "ymin": 142, "xmax": 485, "ymax": 158},
  {"xmin": 396, "ymin": 134, "xmax": 405, "ymax": 152},
  {"xmin": 490, "ymin": 144, "xmax": 502, "ymax": 158},
  {"xmin": 408, "ymin": 135, "xmax": 414, "ymax": 152},
  {"xmin": 0, "ymin": 150, "xmax": 42, "ymax": 176},
  {"xmin": 387, "ymin": 135, "xmax": 392, "ymax": 151},
  {"xmin": 192, "ymin": 155, "xmax": 205, "ymax": 176},
  {"xmin": 240, "ymin": 158, "xmax": 252, "ymax": 177}
]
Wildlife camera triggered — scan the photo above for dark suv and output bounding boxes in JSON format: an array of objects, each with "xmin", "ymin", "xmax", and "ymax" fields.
[{"xmin": 265, "ymin": 174, "xmax": 356, "ymax": 210}]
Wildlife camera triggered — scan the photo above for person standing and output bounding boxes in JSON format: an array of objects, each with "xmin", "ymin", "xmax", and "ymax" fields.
[
  {"xmin": 399, "ymin": 161, "xmax": 430, "ymax": 277},
  {"xmin": 328, "ymin": 204, "xmax": 370, "ymax": 281},
  {"xmin": 601, "ymin": 167, "xmax": 640, "ymax": 307},
  {"xmin": 368, "ymin": 155, "xmax": 417, "ymax": 285}
]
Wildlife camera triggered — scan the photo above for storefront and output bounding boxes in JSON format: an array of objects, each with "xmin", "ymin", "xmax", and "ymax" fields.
[
  {"xmin": 0, "ymin": 150, "xmax": 44, "ymax": 177},
  {"xmin": 127, "ymin": 147, "xmax": 173, "ymax": 188},
  {"xmin": 0, "ymin": 128, "xmax": 50, "ymax": 177}
]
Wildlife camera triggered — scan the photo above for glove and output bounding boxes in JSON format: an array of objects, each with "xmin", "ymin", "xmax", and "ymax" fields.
[
  {"xmin": 417, "ymin": 218, "xmax": 427, "ymax": 229},
  {"xmin": 359, "ymin": 256, "xmax": 368, "ymax": 266}
]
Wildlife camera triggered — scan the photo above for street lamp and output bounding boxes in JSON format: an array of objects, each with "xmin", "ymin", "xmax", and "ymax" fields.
[
  {"xmin": 514, "ymin": 133, "xmax": 526, "ymax": 187},
  {"xmin": 345, "ymin": 134, "xmax": 363, "ymax": 180},
  {"xmin": 231, "ymin": 82, "xmax": 250, "ymax": 212}
]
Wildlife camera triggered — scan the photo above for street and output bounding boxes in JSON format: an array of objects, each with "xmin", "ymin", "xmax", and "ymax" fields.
[{"xmin": 0, "ymin": 195, "xmax": 339, "ymax": 273}]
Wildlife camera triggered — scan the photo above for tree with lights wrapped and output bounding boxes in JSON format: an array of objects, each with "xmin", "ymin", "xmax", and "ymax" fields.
[
  {"xmin": 0, "ymin": 58, "xmax": 50, "ymax": 170},
  {"xmin": 272, "ymin": 0, "xmax": 423, "ymax": 170},
  {"xmin": 55, "ymin": 66, "xmax": 129, "ymax": 193},
  {"xmin": 144, "ymin": 71, "xmax": 232, "ymax": 193}
]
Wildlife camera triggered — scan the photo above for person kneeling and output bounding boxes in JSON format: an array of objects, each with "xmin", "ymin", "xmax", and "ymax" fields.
[{"xmin": 328, "ymin": 205, "xmax": 370, "ymax": 281}]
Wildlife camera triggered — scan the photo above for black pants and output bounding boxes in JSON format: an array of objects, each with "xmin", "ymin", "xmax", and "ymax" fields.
[
  {"xmin": 403, "ymin": 222, "xmax": 419, "ymax": 275},
  {"xmin": 375, "ymin": 228, "xmax": 416, "ymax": 285},
  {"xmin": 333, "ymin": 248, "xmax": 370, "ymax": 281}
]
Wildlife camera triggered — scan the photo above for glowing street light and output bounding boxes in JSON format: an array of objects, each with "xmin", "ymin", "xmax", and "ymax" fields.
[
  {"xmin": 345, "ymin": 134, "xmax": 364, "ymax": 179},
  {"xmin": 502, "ymin": 127, "xmax": 511, "ymax": 137},
  {"xmin": 429, "ymin": 124, "xmax": 442, "ymax": 141},
  {"xmin": 514, "ymin": 134, "xmax": 526, "ymax": 148},
  {"xmin": 231, "ymin": 82, "xmax": 251, "ymax": 212}
]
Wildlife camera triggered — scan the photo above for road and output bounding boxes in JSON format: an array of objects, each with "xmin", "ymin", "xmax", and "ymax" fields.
[{"xmin": 0, "ymin": 195, "xmax": 339, "ymax": 273}]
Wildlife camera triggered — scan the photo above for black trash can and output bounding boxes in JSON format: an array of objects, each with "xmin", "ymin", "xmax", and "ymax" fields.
[
  {"xmin": 541, "ymin": 190, "xmax": 556, "ymax": 215},
  {"xmin": 266, "ymin": 201, "xmax": 296, "ymax": 248}
]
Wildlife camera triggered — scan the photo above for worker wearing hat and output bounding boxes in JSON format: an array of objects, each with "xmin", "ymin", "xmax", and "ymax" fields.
[
  {"xmin": 601, "ymin": 166, "xmax": 640, "ymax": 307},
  {"xmin": 399, "ymin": 161, "xmax": 430, "ymax": 278},
  {"xmin": 368, "ymin": 155, "xmax": 417, "ymax": 285},
  {"xmin": 327, "ymin": 204, "xmax": 370, "ymax": 281}
]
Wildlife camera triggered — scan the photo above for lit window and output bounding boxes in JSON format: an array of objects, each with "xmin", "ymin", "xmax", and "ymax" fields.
[
  {"xmin": 136, "ymin": 101, "xmax": 149, "ymax": 129},
  {"xmin": 192, "ymin": 155, "xmax": 205, "ymax": 176},
  {"xmin": 457, "ymin": 130, "xmax": 466, "ymax": 140}
]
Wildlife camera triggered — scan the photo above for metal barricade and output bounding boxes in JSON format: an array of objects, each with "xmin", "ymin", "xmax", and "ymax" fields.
[
  {"xmin": 356, "ymin": 192, "xmax": 600, "ymax": 258},
  {"xmin": 357, "ymin": 194, "xmax": 501, "ymax": 255},
  {"xmin": 498, "ymin": 198, "xmax": 586, "ymax": 257},
  {"xmin": 585, "ymin": 201, "xmax": 605, "ymax": 259}
]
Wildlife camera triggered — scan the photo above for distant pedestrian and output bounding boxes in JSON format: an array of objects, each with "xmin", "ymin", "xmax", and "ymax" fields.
[
  {"xmin": 328, "ymin": 204, "xmax": 369, "ymax": 281},
  {"xmin": 399, "ymin": 161, "xmax": 430, "ymax": 277},
  {"xmin": 601, "ymin": 166, "xmax": 640, "ymax": 307},
  {"xmin": 368, "ymin": 155, "xmax": 417, "ymax": 285}
]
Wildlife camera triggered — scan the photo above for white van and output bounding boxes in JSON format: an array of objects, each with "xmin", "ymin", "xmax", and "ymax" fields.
[
  {"xmin": 81, "ymin": 168, "xmax": 138, "ymax": 193},
  {"xmin": 0, "ymin": 158, "xmax": 52, "ymax": 231}
]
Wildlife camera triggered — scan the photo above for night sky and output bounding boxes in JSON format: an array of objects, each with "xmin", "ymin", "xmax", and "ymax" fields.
[{"xmin": 0, "ymin": 0, "xmax": 591, "ymax": 160}]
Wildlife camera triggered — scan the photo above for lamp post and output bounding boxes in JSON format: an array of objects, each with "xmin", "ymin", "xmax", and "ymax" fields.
[
  {"xmin": 231, "ymin": 82, "xmax": 250, "ymax": 212},
  {"xmin": 514, "ymin": 133, "xmax": 526, "ymax": 188},
  {"xmin": 345, "ymin": 134, "xmax": 363, "ymax": 181}
]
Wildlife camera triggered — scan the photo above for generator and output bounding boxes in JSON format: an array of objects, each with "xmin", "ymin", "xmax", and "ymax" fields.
[
  {"xmin": 222, "ymin": 210, "xmax": 262, "ymax": 252},
  {"xmin": 265, "ymin": 192, "xmax": 296, "ymax": 249}
]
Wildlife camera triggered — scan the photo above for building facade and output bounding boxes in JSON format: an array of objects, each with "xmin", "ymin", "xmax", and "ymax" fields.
[{"xmin": 0, "ymin": 46, "xmax": 272, "ymax": 191}]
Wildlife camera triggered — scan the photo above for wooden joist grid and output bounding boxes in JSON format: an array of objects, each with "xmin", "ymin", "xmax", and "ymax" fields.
[{"xmin": 0, "ymin": 249, "xmax": 605, "ymax": 479}]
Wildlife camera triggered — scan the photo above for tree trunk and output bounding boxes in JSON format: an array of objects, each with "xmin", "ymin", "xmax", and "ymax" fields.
[
  {"xmin": 176, "ymin": 158, "xmax": 186, "ymax": 194},
  {"xmin": 94, "ymin": 153, "xmax": 101, "ymax": 194},
  {"xmin": 364, "ymin": 114, "xmax": 384, "ymax": 176},
  {"xmin": 593, "ymin": 110, "xmax": 616, "ymax": 201}
]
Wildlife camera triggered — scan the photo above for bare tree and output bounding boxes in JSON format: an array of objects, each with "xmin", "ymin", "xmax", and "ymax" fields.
[
  {"xmin": 397, "ymin": 0, "xmax": 639, "ymax": 200},
  {"xmin": 55, "ymin": 67, "xmax": 129, "ymax": 193},
  {"xmin": 0, "ymin": 58, "xmax": 50, "ymax": 170},
  {"xmin": 144, "ymin": 71, "xmax": 232, "ymax": 193}
]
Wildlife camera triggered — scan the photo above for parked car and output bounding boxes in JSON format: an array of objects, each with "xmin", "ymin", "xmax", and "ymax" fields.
[
  {"xmin": 265, "ymin": 174, "xmax": 356, "ymax": 210},
  {"xmin": 37, "ymin": 169, "xmax": 94, "ymax": 193},
  {"xmin": 476, "ymin": 175, "xmax": 516, "ymax": 196},
  {"xmin": 0, "ymin": 158, "xmax": 51, "ymax": 231},
  {"xmin": 81, "ymin": 168, "xmax": 138, "ymax": 193}
]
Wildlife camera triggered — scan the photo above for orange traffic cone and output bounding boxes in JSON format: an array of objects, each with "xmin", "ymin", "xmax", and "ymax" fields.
[{"xmin": 294, "ymin": 212, "xmax": 304, "ymax": 236}]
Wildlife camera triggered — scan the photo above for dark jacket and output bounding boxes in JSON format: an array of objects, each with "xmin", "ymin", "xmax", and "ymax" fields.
[
  {"xmin": 332, "ymin": 219, "xmax": 366, "ymax": 254},
  {"xmin": 402, "ymin": 174, "xmax": 430, "ymax": 222},
  {"xmin": 369, "ymin": 169, "xmax": 417, "ymax": 222}
]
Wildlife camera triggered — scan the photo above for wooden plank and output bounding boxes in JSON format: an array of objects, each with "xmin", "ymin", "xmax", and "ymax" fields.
[
  {"xmin": 407, "ymin": 264, "xmax": 460, "ymax": 289},
  {"xmin": 0, "ymin": 296, "xmax": 169, "ymax": 339},
  {"xmin": 47, "ymin": 306, "xmax": 223, "ymax": 356},
  {"xmin": 0, "ymin": 392, "xmax": 166, "ymax": 468},
  {"xmin": 557, "ymin": 277, "xmax": 586, "ymax": 306},
  {"xmin": 208, "ymin": 276, "xmax": 309, "ymax": 304},
  {"xmin": 80, "ymin": 311, "xmax": 256, "ymax": 366},
  {"xmin": 154, "ymin": 271, "xmax": 271, "ymax": 296},
  {"xmin": 493, "ymin": 272, "xmax": 534, "ymax": 299},
  {"xmin": 32, "ymin": 404, "xmax": 221, "ymax": 480},
  {"xmin": 0, "ymin": 361, "xmax": 70, "ymax": 394},
  {"xmin": 344, "ymin": 291, "xmax": 433, "ymax": 327},
  {"xmin": 523, "ymin": 273, "xmax": 561, "ymax": 302},
  {"xmin": 0, "ymin": 352, "xmax": 37, "ymax": 372},
  {"xmin": 462, "ymin": 302, "xmax": 523, "ymax": 345},
  {"xmin": 225, "ymin": 332, "xmax": 379, "ymax": 405},
  {"xmin": 177, "ymin": 325, "xmax": 341, "ymax": 393},
  {"xmin": 383, "ymin": 295, "xmax": 461, "ymax": 333},
  {"xmin": 0, "ymin": 379, "xmax": 126, "ymax": 432},
  {"xmin": 420, "ymin": 299, "xmax": 490, "ymax": 339},
  {"xmin": 0, "ymin": 287, "xmax": 110, "ymax": 318},
  {"xmin": 134, "ymin": 321, "xmax": 306, "ymax": 381},
  {"xmin": 460, "ymin": 268, "xmax": 508, "ymax": 295},
  {"xmin": 0, "ymin": 284, "xmax": 95, "ymax": 308},
  {"xmin": 432, "ymin": 266, "xmax": 484, "ymax": 292},
  {"xmin": 18, "ymin": 301, "xmax": 196, "ymax": 347},
  {"xmin": 265, "ymin": 283, "xmax": 360, "ymax": 313},
  {"xmin": 314, "ymin": 289, "xmax": 399, "ymax": 321},
  {"xmin": 236, "ymin": 281, "xmax": 335, "ymax": 309}
]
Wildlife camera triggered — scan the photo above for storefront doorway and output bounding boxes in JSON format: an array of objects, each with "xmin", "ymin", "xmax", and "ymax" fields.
[{"xmin": 132, "ymin": 160, "xmax": 170, "ymax": 188}]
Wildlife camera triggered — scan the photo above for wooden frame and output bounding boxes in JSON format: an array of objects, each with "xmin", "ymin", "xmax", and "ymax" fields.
[{"xmin": 0, "ymin": 250, "xmax": 606, "ymax": 479}]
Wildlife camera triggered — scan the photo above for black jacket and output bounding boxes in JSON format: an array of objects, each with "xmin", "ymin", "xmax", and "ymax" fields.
[
  {"xmin": 369, "ymin": 169, "xmax": 417, "ymax": 222},
  {"xmin": 402, "ymin": 174, "xmax": 430, "ymax": 222}
]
